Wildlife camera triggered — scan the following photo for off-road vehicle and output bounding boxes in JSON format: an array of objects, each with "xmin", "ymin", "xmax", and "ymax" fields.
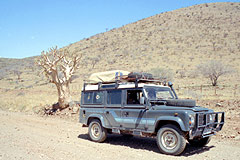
[{"xmin": 79, "ymin": 72, "xmax": 224, "ymax": 155}]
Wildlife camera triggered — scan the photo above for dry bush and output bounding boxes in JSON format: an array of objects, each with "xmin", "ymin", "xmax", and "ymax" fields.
[
  {"xmin": 90, "ymin": 57, "xmax": 100, "ymax": 69},
  {"xmin": 196, "ymin": 60, "xmax": 234, "ymax": 86},
  {"xmin": 149, "ymin": 68, "xmax": 174, "ymax": 82},
  {"xmin": 0, "ymin": 73, "xmax": 4, "ymax": 80},
  {"xmin": 176, "ymin": 69, "xmax": 186, "ymax": 78},
  {"xmin": 13, "ymin": 70, "xmax": 22, "ymax": 80}
]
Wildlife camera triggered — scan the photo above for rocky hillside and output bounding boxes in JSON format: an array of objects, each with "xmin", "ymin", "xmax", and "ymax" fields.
[
  {"xmin": 67, "ymin": 2, "xmax": 240, "ymax": 76},
  {"xmin": 1, "ymin": 2, "xmax": 240, "ymax": 82},
  {"xmin": 0, "ymin": 2, "xmax": 240, "ymax": 111}
]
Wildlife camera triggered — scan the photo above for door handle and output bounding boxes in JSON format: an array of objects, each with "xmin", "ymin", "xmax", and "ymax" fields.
[{"xmin": 124, "ymin": 112, "xmax": 129, "ymax": 116}]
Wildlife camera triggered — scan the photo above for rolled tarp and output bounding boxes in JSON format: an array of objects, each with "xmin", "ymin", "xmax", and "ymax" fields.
[{"xmin": 88, "ymin": 70, "xmax": 130, "ymax": 83}]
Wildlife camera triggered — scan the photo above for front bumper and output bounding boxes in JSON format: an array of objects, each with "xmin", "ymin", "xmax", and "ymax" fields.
[{"xmin": 189, "ymin": 112, "xmax": 224, "ymax": 139}]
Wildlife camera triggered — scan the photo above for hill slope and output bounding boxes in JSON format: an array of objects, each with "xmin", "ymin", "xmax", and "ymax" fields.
[
  {"xmin": 0, "ymin": 2, "xmax": 240, "ymax": 111},
  {"xmin": 1, "ymin": 2, "xmax": 240, "ymax": 80},
  {"xmin": 68, "ymin": 2, "xmax": 240, "ymax": 75}
]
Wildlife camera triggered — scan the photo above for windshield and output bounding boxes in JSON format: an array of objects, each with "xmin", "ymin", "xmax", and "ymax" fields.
[{"xmin": 144, "ymin": 86, "xmax": 174, "ymax": 100}]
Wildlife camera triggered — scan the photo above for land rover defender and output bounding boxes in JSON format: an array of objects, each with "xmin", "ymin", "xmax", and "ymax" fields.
[{"xmin": 79, "ymin": 72, "xmax": 224, "ymax": 155}]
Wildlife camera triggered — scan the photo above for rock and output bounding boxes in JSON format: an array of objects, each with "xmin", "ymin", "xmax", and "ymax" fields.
[
  {"xmin": 230, "ymin": 135, "xmax": 235, "ymax": 138},
  {"xmin": 216, "ymin": 103, "xmax": 222, "ymax": 107},
  {"xmin": 72, "ymin": 106, "xmax": 79, "ymax": 113},
  {"xmin": 69, "ymin": 101, "xmax": 76, "ymax": 108}
]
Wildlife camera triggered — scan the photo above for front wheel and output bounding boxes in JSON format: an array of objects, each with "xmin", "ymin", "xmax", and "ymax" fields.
[
  {"xmin": 88, "ymin": 119, "xmax": 107, "ymax": 142},
  {"xmin": 188, "ymin": 137, "xmax": 211, "ymax": 147},
  {"xmin": 156, "ymin": 124, "xmax": 186, "ymax": 155}
]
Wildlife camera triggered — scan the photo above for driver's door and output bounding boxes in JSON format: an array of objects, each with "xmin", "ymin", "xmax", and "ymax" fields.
[{"xmin": 121, "ymin": 89, "xmax": 147, "ymax": 130}]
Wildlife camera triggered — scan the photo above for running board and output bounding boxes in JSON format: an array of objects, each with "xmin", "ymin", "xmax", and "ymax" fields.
[
  {"xmin": 133, "ymin": 130, "xmax": 143, "ymax": 136},
  {"xmin": 112, "ymin": 128, "xmax": 120, "ymax": 134}
]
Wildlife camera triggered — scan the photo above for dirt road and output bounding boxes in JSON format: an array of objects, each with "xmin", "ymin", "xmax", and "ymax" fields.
[{"xmin": 0, "ymin": 110, "xmax": 239, "ymax": 160}]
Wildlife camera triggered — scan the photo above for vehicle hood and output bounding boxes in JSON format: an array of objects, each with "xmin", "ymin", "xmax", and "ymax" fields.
[
  {"xmin": 153, "ymin": 99, "xmax": 210, "ymax": 112},
  {"xmin": 154, "ymin": 105, "xmax": 210, "ymax": 112}
]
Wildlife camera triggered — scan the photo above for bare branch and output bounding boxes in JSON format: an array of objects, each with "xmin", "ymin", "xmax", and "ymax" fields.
[
  {"xmin": 196, "ymin": 60, "xmax": 234, "ymax": 86},
  {"xmin": 37, "ymin": 46, "xmax": 82, "ymax": 108}
]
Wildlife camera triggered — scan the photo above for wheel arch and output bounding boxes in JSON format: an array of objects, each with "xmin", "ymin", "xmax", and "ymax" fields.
[
  {"xmin": 154, "ymin": 116, "xmax": 188, "ymax": 133},
  {"xmin": 87, "ymin": 114, "xmax": 106, "ymax": 127}
]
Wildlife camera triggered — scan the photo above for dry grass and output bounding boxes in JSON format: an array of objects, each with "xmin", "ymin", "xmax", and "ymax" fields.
[{"xmin": 0, "ymin": 2, "xmax": 240, "ymax": 113}]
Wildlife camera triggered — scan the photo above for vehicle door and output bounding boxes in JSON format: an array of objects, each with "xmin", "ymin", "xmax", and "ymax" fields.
[
  {"xmin": 105, "ymin": 89, "xmax": 123, "ymax": 128},
  {"xmin": 122, "ymin": 89, "xmax": 147, "ymax": 130}
]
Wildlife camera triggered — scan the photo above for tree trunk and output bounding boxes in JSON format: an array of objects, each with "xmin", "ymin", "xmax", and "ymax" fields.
[
  {"xmin": 56, "ymin": 83, "xmax": 72, "ymax": 109},
  {"xmin": 211, "ymin": 78, "xmax": 217, "ymax": 86}
]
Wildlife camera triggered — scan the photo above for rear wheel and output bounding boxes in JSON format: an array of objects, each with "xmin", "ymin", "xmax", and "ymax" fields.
[
  {"xmin": 156, "ymin": 124, "xmax": 186, "ymax": 155},
  {"xmin": 188, "ymin": 137, "xmax": 211, "ymax": 147},
  {"xmin": 88, "ymin": 119, "xmax": 107, "ymax": 142}
]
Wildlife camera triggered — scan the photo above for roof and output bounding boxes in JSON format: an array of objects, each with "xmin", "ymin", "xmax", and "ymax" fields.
[{"xmin": 83, "ymin": 82, "xmax": 170, "ymax": 91}]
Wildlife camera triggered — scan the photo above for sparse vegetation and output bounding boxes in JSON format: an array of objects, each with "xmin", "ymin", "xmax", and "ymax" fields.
[
  {"xmin": 0, "ymin": 2, "xmax": 239, "ymax": 114},
  {"xmin": 90, "ymin": 57, "xmax": 100, "ymax": 69},
  {"xmin": 176, "ymin": 69, "xmax": 186, "ymax": 78},
  {"xmin": 196, "ymin": 60, "xmax": 234, "ymax": 86},
  {"xmin": 149, "ymin": 68, "xmax": 174, "ymax": 82},
  {"xmin": 0, "ymin": 4, "xmax": 240, "ymax": 152},
  {"xmin": 13, "ymin": 70, "xmax": 22, "ymax": 80}
]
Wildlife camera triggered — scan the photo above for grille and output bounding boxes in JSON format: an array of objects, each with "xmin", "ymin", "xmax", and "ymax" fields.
[
  {"xmin": 198, "ymin": 114, "xmax": 204, "ymax": 126},
  {"xmin": 198, "ymin": 113, "xmax": 211, "ymax": 126}
]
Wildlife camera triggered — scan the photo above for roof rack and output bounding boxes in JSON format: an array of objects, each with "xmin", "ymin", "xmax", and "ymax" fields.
[{"xmin": 83, "ymin": 78, "xmax": 163, "ymax": 91}]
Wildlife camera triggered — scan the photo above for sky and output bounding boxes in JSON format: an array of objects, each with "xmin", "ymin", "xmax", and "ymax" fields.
[{"xmin": 0, "ymin": 0, "xmax": 239, "ymax": 58}]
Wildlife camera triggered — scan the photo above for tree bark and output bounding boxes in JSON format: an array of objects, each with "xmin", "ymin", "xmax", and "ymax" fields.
[{"xmin": 56, "ymin": 83, "xmax": 72, "ymax": 109}]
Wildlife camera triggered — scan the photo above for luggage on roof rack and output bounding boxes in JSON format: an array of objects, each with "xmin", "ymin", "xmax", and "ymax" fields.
[
  {"xmin": 88, "ymin": 70, "xmax": 130, "ymax": 84},
  {"xmin": 85, "ymin": 71, "xmax": 161, "ymax": 85},
  {"xmin": 127, "ymin": 72, "xmax": 153, "ymax": 81}
]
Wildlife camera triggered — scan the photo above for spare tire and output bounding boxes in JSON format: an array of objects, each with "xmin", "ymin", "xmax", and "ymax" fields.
[{"xmin": 166, "ymin": 99, "xmax": 196, "ymax": 107}]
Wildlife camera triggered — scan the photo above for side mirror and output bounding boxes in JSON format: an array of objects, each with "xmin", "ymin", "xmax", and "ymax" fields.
[
  {"xmin": 168, "ymin": 81, "xmax": 173, "ymax": 87},
  {"xmin": 140, "ymin": 97, "xmax": 145, "ymax": 105}
]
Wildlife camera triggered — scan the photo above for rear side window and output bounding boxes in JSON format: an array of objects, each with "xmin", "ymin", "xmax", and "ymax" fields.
[
  {"xmin": 107, "ymin": 90, "xmax": 122, "ymax": 105},
  {"xmin": 83, "ymin": 91, "xmax": 104, "ymax": 104}
]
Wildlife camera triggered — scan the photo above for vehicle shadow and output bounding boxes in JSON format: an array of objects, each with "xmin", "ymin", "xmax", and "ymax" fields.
[
  {"xmin": 77, "ymin": 134, "xmax": 215, "ymax": 156},
  {"xmin": 182, "ymin": 144, "xmax": 215, "ymax": 156}
]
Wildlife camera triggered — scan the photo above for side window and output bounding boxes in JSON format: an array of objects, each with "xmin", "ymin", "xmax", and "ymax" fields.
[
  {"xmin": 83, "ymin": 91, "xmax": 103, "ymax": 104},
  {"xmin": 93, "ymin": 92, "xmax": 104, "ymax": 104},
  {"xmin": 127, "ymin": 90, "xmax": 143, "ymax": 105},
  {"xmin": 83, "ymin": 92, "xmax": 93, "ymax": 104},
  {"xmin": 107, "ymin": 90, "xmax": 122, "ymax": 105}
]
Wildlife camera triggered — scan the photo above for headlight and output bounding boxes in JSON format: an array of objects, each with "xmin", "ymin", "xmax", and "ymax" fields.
[
  {"xmin": 189, "ymin": 114, "xmax": 195, "ymax": 128},
  {"xmin": 209, "ymin": 114, "xmax": 215, "ymax": 123}
]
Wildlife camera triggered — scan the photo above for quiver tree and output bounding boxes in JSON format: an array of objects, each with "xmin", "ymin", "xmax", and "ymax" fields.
[{"xmin": 37, "ymin": 46, "xmax": 81, "ymax": 109}]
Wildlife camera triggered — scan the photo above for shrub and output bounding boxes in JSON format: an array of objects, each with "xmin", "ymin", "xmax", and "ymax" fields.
[
  {"xmin": 196, "ymin": 60, "xmax": 234, "ymax": 86},
  {"xmin": 149, "ymin": 68, "xmax": 174, "ymax": 82}
]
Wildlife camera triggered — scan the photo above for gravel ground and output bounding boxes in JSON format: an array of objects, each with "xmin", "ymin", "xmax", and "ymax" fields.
[{"xmin": 0, "ymin": 110, "xmax": 239, "ymax": 160}]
